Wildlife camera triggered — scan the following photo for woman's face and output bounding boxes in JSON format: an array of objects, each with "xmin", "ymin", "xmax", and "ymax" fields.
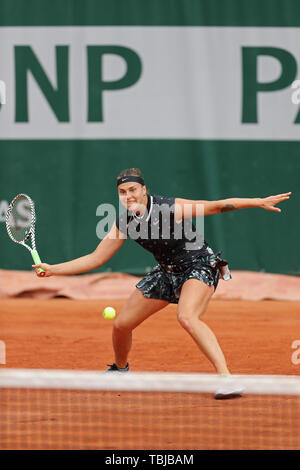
[{"xmin": 118, "ymin": 182, "xmax": 147, "ymax": 212}]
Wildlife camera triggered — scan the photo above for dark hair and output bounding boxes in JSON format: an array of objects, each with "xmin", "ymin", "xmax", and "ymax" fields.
[{"xmin": 117, "ymin": 168, "xmax": 144, "ymax": 183}]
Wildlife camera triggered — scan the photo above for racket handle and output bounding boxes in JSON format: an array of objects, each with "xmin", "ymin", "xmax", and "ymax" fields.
[{"xmin": 31, "ymin": 250, "xmax": 46, "ymax": 276}]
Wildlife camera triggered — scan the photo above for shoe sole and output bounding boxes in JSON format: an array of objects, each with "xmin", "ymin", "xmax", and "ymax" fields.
[{"xmin": 214, "ymin": 389, "xmax": 244, "ymax": 400}]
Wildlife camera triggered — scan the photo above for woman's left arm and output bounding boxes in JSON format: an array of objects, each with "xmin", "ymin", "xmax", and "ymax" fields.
[{"xmin": 175, "ymin": 192, "xmax": 292, "ymax": 220}]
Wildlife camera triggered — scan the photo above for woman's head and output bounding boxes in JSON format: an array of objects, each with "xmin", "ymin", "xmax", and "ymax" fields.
[{"xmin": 117, "ymin": 168, "xmax": 147, "ymax": 212}]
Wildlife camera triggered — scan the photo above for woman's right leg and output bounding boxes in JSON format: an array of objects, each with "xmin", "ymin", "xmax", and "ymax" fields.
[{"xmin": 112, "ymin": 288, "xmax": 168, "ymax": 368}]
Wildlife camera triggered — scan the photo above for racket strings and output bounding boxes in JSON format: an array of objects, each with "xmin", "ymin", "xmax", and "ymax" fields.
[{"xmin": 6, "ymin": 194, "xmax": 36, "ymax": 245}]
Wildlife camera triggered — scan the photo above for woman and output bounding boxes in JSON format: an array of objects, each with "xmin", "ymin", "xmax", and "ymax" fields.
[{"xmin": 33, "ymin": 168, "xmax": 291, "ymax": 398}]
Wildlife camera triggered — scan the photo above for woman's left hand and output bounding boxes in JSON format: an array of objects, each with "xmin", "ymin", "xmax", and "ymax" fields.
[{"xmin": 259, "ymin": 192, "xmax": 292, "ymax": 212}]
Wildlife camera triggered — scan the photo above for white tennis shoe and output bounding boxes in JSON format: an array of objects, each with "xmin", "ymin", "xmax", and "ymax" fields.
[{"xmin": 214, "ymin": 376, "xmax": 244, "ymax": 399}]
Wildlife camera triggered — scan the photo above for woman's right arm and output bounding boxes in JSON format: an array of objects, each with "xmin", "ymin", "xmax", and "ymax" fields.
[{"xmin": 32, "ymin": 223, "xmax": 126, "ymax": 277}]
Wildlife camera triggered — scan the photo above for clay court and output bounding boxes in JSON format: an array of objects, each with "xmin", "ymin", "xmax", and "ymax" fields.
[
  {"xmin": 1, "ymin": 297, "xmax": 300, "ymax": 450},
  {"xmin": 1, "ymin": 0, "xmax": 300, "ymax": 454}
]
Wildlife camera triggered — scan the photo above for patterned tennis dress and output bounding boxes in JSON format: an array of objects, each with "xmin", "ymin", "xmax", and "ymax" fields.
[{"xmin": 116, "ymin": 195, "xmax": 231, "ymax": 304}]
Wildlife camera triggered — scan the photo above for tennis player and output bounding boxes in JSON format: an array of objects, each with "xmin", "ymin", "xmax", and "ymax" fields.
[{"xmin": 33, "ymin": 168, "xmax": 291, "ymax": 398}]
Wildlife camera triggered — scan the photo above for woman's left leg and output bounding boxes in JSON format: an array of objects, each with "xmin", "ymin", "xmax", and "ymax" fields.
[{"xmin": 177, "ymin": 279, "xmax": 230, "ymax": 375}]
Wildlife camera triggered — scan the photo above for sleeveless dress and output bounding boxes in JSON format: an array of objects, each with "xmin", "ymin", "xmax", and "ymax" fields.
[{"xmin": 116, "ymin": 194, "xmax": 231, "ymax": 304}]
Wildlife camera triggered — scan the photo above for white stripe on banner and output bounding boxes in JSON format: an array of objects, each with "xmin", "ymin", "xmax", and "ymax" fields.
[{"xmin": 0, "ymin": 27, "xmax": 300, "ymax": 140}]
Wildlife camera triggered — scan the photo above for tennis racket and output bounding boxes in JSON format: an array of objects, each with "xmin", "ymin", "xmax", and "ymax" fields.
[{"xmin": 6, "ymin": 193, "xmax": 45, "ymax": 276}]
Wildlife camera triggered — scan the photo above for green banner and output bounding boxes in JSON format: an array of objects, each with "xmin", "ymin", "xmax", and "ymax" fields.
[
  {"xmin": 0, "ymin": 140, "xmax": 297, "ymax": 274},
  {"xmin": 0, "ymin": 1, "xmax": 298, "ymax": 275}
]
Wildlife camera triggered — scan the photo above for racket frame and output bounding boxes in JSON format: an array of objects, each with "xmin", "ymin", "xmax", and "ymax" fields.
[{"xmin": 6, "ymin": 193, "xmax": 45, "ymax": 276}]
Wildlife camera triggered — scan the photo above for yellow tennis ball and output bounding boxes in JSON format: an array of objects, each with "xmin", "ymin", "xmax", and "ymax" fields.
[{"xmin": 102, "ymin": 306, "xmax": 116, "ymax": 319}]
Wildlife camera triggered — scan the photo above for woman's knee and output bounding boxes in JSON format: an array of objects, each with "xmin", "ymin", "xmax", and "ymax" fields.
[
  {"xmin": 113, "ymin": 315, "xmax": 133, "ymax": 333},
  {"xmin": 177, "ymin": 304, "xmax": 207, "ymax": 331},
  {"xmin": 177, "ymin": 310, "xmax": 195, "ymax": 332}
]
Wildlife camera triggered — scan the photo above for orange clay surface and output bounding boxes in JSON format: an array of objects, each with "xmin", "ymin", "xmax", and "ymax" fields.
[{"xmin": 0, "ymin": 298, "xmax": 300, "ymax": 450}]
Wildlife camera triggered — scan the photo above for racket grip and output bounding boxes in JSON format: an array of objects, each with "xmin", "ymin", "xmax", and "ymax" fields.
[{"xmin": 31, "ymin": 250, "xmax": 45, "ymax": 276}]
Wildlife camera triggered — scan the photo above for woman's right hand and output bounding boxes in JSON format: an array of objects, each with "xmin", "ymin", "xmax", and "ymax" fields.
[{"xmin": 32, "ymin": 263, "xmax": 53, "ymax": 277}]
